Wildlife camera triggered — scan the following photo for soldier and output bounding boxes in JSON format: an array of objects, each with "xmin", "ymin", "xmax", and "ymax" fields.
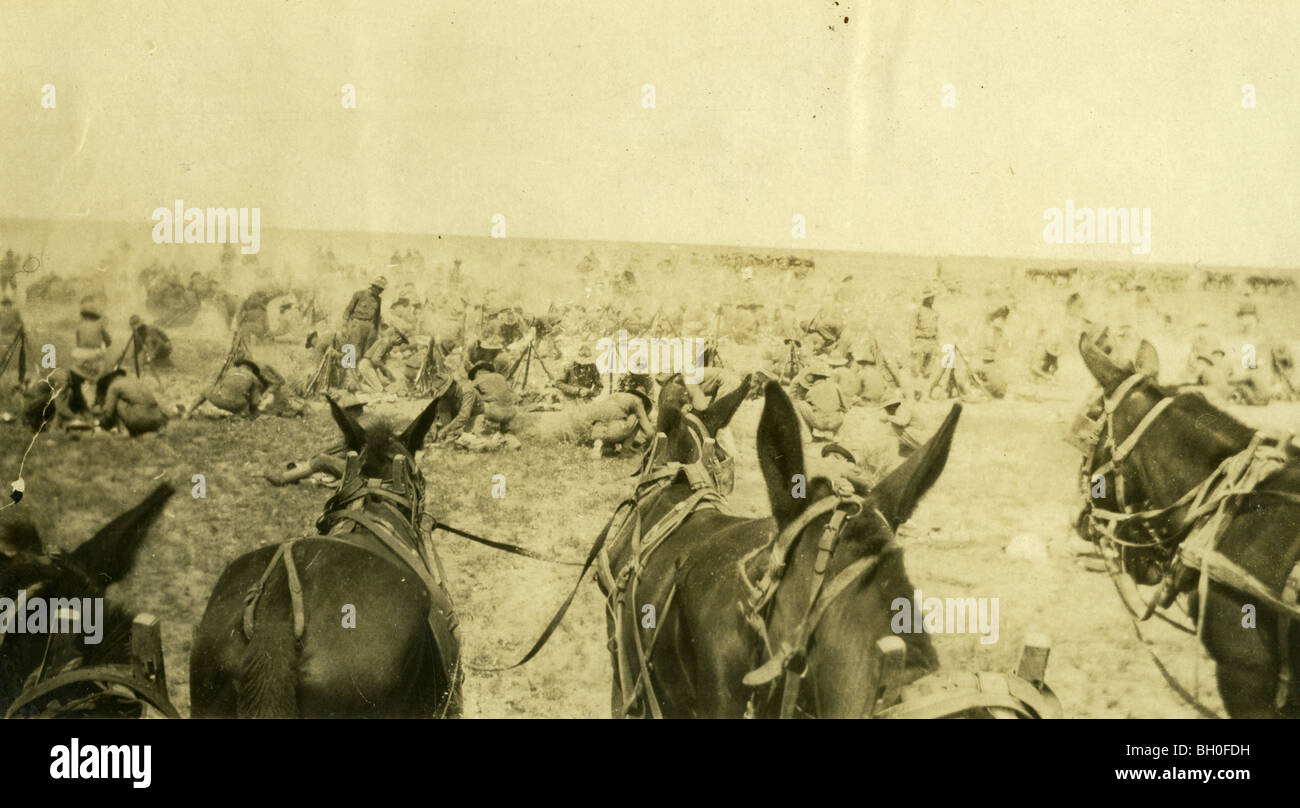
[
  {"xmin": 848, "ymin": 338, "xmax": 891, "ymax": 404},
  {"xmin": 497, "ymin": 306, "xmax": 526, "ymax": 347},
  {"xmin": 826, "ymin": 351, "xmax": 858, "ymax": 401},
  {"xmin": 93, "ymin": 369, "xmax": 168, "ymax": 436},
  {"xmin": 357, "ymin": 323, "xmax": 409, "ymax": 394},
  {"xmin": 237, "ymin": 289, "xmax": 274, "ymax": 342},
  {"xmin": 21, "ymin": 366, "xmax": 92, "ymax": 431},
  {"xmin": 793, "ymin": 362, "xmax": 848, "ymax": 440},
  {"xmin": 0, "ymin": 297, "xmax": 22, "ymax": 343},
  {"xmin": 72, "ymin": 297, "xmax": 111, "ymax": 403},
  {"xmin": 194, "ymin": 359, "xmax": 284, "ymax": 418},
  {"xmin": 585, "ymin": 388, "xmax": 655, "ymax": 458},
  {"xmin": 882, "ymin": 392, "xmax": 924, "ymax": 457},
  {"xmin": 342, "ymin": 276, "xmax": 386, "ymax": 364},
  {"xmin": 264, "ymin": 393, "xmax": 368, "ymax": 486},
  {"xmin": 1229, "ymin": 299, "xmax": 1277, "ymax": 404},
  {"xmin": 0, "ymin": 250, "xmax": 17, "ymax": 297},
  {"xmin": 555, "ymin": 344, "xmax": 602, "ymax": 400},
  {"xmin": 910, "ymin": 286, "xmax": 940, "ymax": 380},
  {"xmin": 973, "ymin": 304, "xmax": 1010, "ymax": 399},
  {"xmin": 470, "ymin": 360, "xmax": 516, "ymax": 429},
  {"xmin": 128, "ymin": 314, "xmax": 173, "ymax": 367}
]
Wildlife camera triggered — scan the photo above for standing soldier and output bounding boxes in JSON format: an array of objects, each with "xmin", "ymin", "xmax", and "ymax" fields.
[
  {"xmin": 73, "ymin": 297, "xmax": 111, "ymax": 402},
  {"xmin": 0, "ymin": 250, "xmax": 18, "ymax": 297},
  {"xmin": 342, "ymin": 276, "xmax": 386, "ymax": 366},
  {"xmin": 911, "ymin": 286, "xmax": 940, "ymax": 382}
]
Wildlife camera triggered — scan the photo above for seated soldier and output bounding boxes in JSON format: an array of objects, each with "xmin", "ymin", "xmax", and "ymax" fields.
[
  {"xmin": 128, "ymin": 315, "xmax": 173, "ymax": 367},
  {"xmin": 826, "ymin": 351, "xmax": 858, "ymax": 401},
  {"xmin": 264, "ymin": 393, "xmax": 366, "ymax": 486},
  {"xmin": 793, "ymin": 362, "xmax": 847, "ymax": 440},
  {"xmin": 881, "ymin": 392, "xmax": 924, "ymax": 457},
  {"xmin": 848, "ymin": 338, "xmax": 890, "ymax": 404},
  {"xmin": 555, "ymin": 345, "xmax": 602, "ymax": 400},
  {"xmin": 94, "ymin": 368, "xmax": 168, "ymax": 436}
]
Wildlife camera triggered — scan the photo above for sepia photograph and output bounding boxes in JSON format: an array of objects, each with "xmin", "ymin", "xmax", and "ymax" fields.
[{"xmin": 0, "ymin": 0, "xmax": 1296, "ymax": 785}]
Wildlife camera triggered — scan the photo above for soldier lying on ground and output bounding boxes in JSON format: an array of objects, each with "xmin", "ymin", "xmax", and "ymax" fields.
[{"xmin": 264, "ymin": 393, "xmax": 366, "ymax": 486}]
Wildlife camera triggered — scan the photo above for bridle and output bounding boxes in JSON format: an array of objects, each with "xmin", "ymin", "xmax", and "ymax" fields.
[
  {"xmin": 1080, "ymin": 372, "xmax": 1181, "ymax": 550},
  {"xmin": 739, "ymin": 480, "xmax": 897, "ymax": 718}
]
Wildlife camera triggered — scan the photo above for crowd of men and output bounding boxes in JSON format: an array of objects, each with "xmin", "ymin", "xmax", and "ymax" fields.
[{"xmin": 1, "ymin": 250, "xmax": 1296, "ymax": 491}]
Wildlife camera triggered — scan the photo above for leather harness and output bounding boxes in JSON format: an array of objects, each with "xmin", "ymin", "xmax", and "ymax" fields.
[
  {"xmin": 606, "ymin": 417, "xmax": 1061, "ymax": 719},
  {"xmin": 1080, "ymin": 372, "xmax": 1300, "ymax": 710},
  {"xmin": 240, "ymin": 451, "xmax": 462, "ymax": 716}
]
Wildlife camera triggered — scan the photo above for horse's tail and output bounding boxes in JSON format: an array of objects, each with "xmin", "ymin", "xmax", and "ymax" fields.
[{"xmin": 236, "ymin": 560, "xmax": 300, "ymax": 717}]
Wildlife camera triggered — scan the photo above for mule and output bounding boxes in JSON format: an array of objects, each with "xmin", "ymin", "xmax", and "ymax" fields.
[
  {"xmin": 599, "ymin": 379, "xmax": 959, "ymax": 717},
  {"xmin": 1075, "ymin": 333, "xmax": 1300, "ymax": 717},
  {"xmin": 190, "ymin": 396, "xmax": 460, "ymax": 717},
  {"xmin": 0, "ymin": 483, "xmax": 174, "ymax": 717}
]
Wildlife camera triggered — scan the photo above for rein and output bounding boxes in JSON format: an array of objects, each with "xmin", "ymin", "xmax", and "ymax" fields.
[
  {"xmin": 1080, "ymin": 372, "xmax": 1300, "ymax": 713},
  {"xmin": 739, "ymin": 483, "xmax": 895, "ymax": 718}
]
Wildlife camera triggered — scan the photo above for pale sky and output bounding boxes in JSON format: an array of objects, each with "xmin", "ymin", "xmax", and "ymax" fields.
[{"xmin": 2, "ymin": 0, "xmax": 1298, "ymax": 266}]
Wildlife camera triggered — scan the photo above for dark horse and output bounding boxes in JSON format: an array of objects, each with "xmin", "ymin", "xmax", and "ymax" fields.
[
  {"xmin": 0, "ymin": 483, "xmax": 175, "ymax": 717},
  {"xmin": 598, "ymin": 379, "xmax": 960, "ymax": 717},
  {"xmin": 190, "ymin": 396, "xmax": 460, "ymax": 717},
  {"xmin": 1076, "ymin": 333, "xmax": 1300, "ymax": 717}
]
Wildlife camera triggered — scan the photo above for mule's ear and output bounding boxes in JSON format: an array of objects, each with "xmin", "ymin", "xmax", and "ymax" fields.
[
  {"xmin": 398, "ymin": 396, "xmax": 441, "ymax": 454},
  {"xmin": 326, "ymin": 394, "xmax": 367, "ymax": 452},
  {"xmin": 756, "ymin": 381, "xmax": 808, "ymax": 527},
  {"xmin": 655, "ymin": 400, "xmax": 683, "ymax": 437},
  {"xmin": 702, "ymin": 373, "xmax": 751, "ymax": 435},
  {"xmin": 1078, "ymin": 331, "xmax": 1128, "ymax": 394},
  {"xmin": 868, "ymin": 404, "xmax": 961, "ymax": 531},
  {"xmin": 1134, "ymin": 340, "xmax": 1160, "ymax": 380},
  {"xmin": 68, "ymin": 484, "xmax": 174, "ymax": 586}
]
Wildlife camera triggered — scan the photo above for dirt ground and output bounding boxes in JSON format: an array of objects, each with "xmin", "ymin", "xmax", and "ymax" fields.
[{"xmin": 8, "ymin": 307, "xmax": 1298, "ymax": 719}]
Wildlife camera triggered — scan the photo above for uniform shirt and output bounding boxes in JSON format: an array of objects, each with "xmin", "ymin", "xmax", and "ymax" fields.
[
  {"xmin": 805, "ymin": 378, "xmax": 847, "ymax": 413},
  {"xmin": 581, "ymin": 392, "xmax": 654, "ymax": 435},
  {"xmin": 75, "ymin": 319, "xmax": 112, "ymax": 350},
  {"xmin": 832, "ymin": 366, "xmax": 861, "ymax": 400},
  {"xmin": 102, "ymin": 376, "xmax": 160, "ymax": 414},
  {"xmin": 135, "ymin": 324, "xmax": 172, "ymax": 361},
  {"xmin": 363, "ymin": 329, "xmax": 405, "ymax": 363},
  {"xmin": 473, "ymin": 371, "xmax": 515, "ymax": 406},
  {"xmin": 558, "ymin": 362, "xmax": 601, "ymax": 396},
  {"xmin": 913, "ymin": 305, "xmax": 938, "ymax": 341},
  {"xmin": 344, "ymin": 289, "xmax": 382, "ymax": 326}
]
